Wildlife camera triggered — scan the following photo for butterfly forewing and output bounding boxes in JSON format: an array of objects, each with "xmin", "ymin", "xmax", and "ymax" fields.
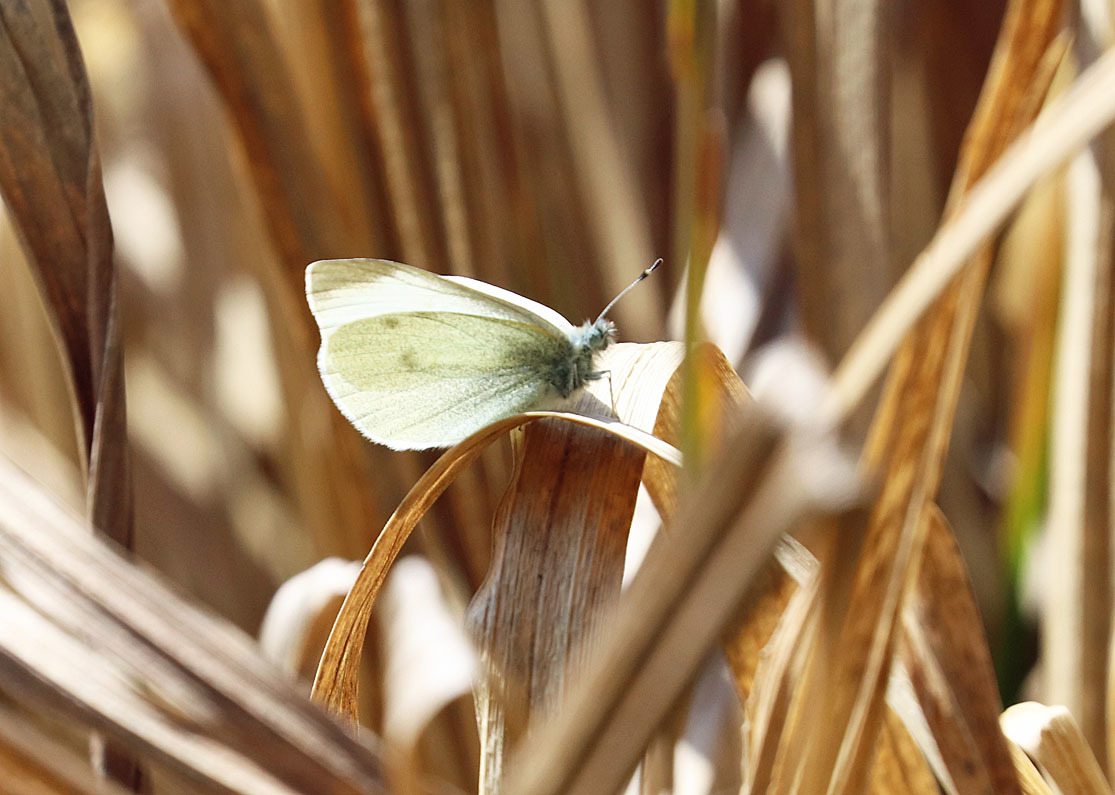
[{"xmin": 307, "ymin": 259, "xmax": 574, "ymax": 336}]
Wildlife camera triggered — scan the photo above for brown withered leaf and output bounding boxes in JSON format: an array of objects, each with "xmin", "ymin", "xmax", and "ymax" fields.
[
  {"xmin": 900, "ymin": 504, "xmax": 1017, "ymax": 793},
  {"xmin": 0, "ymin": 0, "xmax": 130, "ymax": 547},
  {"xmin": 466, "ymin": 415, "xmax": 648, "ymax": 791},
  {"xmin": 311, "ymin": 342, "xmax": 684, "ymax": 726},
  {"xmin": 507, "ymin": 408, "xmax": 859, "ymax": 795},
  {"xmin": 0, "ymin": 453, "xmax": 387, "ymax": 794},
  {"xmin": 866, "ymin": 708, "xmax": 939, "ymax": 794}
]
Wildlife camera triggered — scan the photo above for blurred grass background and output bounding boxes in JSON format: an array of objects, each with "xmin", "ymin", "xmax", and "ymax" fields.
[
  {"xmin": 2, "ymin": 0, "xmax": 1111, "ymax": 790},
  {"xmin": 2, "ymin": 0, "xmax": 1003, "ymax": 636}
]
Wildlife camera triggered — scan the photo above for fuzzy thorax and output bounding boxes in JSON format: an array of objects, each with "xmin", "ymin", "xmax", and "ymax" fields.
[{"xmin": 547, "ymin": 319, "xmax": 616, "ymax": 397}]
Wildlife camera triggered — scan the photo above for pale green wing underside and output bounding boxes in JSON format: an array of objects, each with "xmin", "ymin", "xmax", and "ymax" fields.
[{"xmin": 321, "ymin": 312, "xmax": 573, "ymax": 449}]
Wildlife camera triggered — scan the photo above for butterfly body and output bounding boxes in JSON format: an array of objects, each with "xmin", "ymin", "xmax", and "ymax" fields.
[{"xmin": 306, "ymin": 258, "xmax": 619, "ymax": 450}]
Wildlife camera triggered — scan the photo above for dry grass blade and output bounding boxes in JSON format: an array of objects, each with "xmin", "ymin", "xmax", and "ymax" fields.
[
  {"xmin": 167, "ymin": 0, "xmax": 395, "ymax": 559},
  {"xmin": 344, "ymin": 0, "xmax": 443, "ymax": 271},
  {"xmin": 781, "ymin": 0, "xmax": 892, "ymax": 364},
  {"xmin": 0, "ymin": 0, "xmax": 130, "ymax": 548},
  {"xmin": 1044, "ymin": 147, "xmax": 1114, "ymax": 768},
  {"xmin": 507, "ymin": 410, "xmax": 859, "ymax": 795},
  {"xmin": 1001, "ymin": 702, "xmax": 1113, "ymax": 794},
  {"xmin": 166, "ymin": 0, "xmax": 371, "ymax": 296},
  {"xmin": 796, "ymin": 5, "xmax": 1068, "ymax": 788},
  {"xmin": 538, "ymin": 0, "xmax": 656, "ymax": 337},
  {"xmin": 825, "ymin": 41, "xmax": 1115, "ymax": 428},
  {"xmin": 0, "ymin": 454, "xmax": 386, "ymax": 793},
  {"xmin": 866, "ymin": 707, "xmax": 939, "ymax": 794},
  {"xmin": 311, "ymin": 343, "xmax": 684, "ymax": 723},
  {"xmin": 900, "ymin": 505, "xmax": 1016, "ymax": 792},
  {"xmin": 1005, "ymin": 738, "xmax": 1056, "ymax": 795}
]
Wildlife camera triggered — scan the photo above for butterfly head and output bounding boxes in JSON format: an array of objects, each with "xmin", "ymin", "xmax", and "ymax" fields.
[{"xmin": 571, "ymin": 317, "xmax": 616, "ymax": 353}]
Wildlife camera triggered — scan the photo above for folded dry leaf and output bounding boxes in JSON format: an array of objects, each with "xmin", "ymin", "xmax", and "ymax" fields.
[
  {"xmin": 1001, "ymin": 702, "xmax": 1113, "ymax": 794},
  {"xmin": 0, "ymin": 0, "xmax": 130, "ymax": 547}
]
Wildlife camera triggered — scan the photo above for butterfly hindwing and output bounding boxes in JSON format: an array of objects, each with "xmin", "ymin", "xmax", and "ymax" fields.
[{"xmin": 320, "ymin": 311, "xmax": 573, "ymax": 449}]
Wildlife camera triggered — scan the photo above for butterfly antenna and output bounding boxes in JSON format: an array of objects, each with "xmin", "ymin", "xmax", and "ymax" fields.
[{"xmin": 595, "ymin": 258, "xmax": 662, "ymax": 324}]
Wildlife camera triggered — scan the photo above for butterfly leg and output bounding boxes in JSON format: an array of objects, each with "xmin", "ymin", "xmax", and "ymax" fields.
[{"xmin": 585, "ymin": 369, "xmax": 616, "ymax": 414}]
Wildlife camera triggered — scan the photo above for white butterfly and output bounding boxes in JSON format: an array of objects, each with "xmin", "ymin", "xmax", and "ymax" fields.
[{"xmin": 305, "ymin": 258, "xmax": 658, "ymax": 450}]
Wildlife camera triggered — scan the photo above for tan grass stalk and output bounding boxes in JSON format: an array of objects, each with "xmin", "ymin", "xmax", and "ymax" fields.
[{"xmin": 1045, "ymin": 146, "xmax": 1115, "ymax": 770}]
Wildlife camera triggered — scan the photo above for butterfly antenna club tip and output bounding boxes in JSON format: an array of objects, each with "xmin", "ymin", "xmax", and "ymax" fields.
[{"xmin": 596, "ymin": 258, "xmax": 664, "ymax": 323}]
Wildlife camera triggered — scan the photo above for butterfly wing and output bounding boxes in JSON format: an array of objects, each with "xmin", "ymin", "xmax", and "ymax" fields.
[
  {"xmin": 321, "ymin": 311, "xmax": 572, "ymax": 449},
  {"xmin": 306, "ymin": 259, "xmax": 579, "ymax": 449},
  {"xmin": 306, "ymin": 258, "xmax": 574, "ymax": 336}
]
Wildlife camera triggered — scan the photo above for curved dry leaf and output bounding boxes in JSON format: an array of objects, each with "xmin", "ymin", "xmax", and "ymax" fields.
[
  {"xmin": 311, "ymin": 342, "xmax": 684, "ymax": 723},
  {"xmin": 0, "ymin": 0, "xmax": 130, "ymax": 546},
  {"xmin": 259, "ymin": 558, "xmax": 362, "ymax": 682},
  {"xmin": 379, "ymin": 556, "xmax": 477, "ymax": 753},
  {"xmin": 1000, "ymin": 702, "xmax": 1112, "ymax": 795},
  {"xmin": 1004, "ymin": 738, "xmax": 1056, "ymax": 795},
  {"xmin": 643, "ymin": 342, "xmax": 748, "ymax": 521}
]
